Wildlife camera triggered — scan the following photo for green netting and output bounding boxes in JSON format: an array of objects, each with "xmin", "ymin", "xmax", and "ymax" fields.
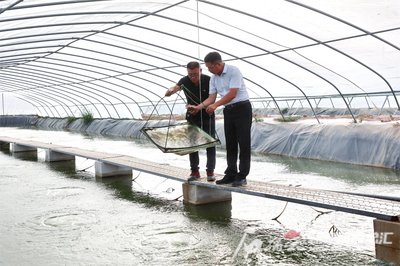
[{"xmin": 140, "ymin": 122, "xmax": 220, "ymax": 155}]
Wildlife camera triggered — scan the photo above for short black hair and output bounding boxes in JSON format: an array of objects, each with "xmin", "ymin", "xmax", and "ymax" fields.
[
  {"xmin": 204, "ymin": 52, "xmax": 222, "ymax": 64},
  {"xmin": 186, "ymin": 61, "xmax": 200, "ymax": 69}
]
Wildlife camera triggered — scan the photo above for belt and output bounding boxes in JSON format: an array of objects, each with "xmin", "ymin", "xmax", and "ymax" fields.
[{"xmin": 224, "ymin": 100, "xmax": 250, "ymax": 110}]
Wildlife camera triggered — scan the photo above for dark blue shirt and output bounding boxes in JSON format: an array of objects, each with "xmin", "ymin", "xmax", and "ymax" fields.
[{"xmin": 177, "ymin": 74, "xmax": 211, "ymax": 106}]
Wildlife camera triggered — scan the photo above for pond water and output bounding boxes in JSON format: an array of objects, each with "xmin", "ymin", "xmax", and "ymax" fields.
[{"xmin": 0, "ymin": 127, "xmax": 399, "ymax": 265}]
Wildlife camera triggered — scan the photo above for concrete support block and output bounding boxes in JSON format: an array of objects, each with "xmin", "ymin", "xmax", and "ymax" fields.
[
  {"xmin": 182, "ymin": 183, "xmax": 232, "ymax": 205},
  {"xmin": 94, "ymin": 161, "xmax": 132, "ymax": 178},
  {"xmin": 374, "ymin": 219, "xmax": 400, "ymax": 265},
  {"xmin": 0, "ymin": 141, "xmax": 10, "ymax": 150},
  {"xmin": 44, "ymin": 149, "xmax": 75, "ymax": 162},
  {"xmin": 96, "ymin": 175, "xmax": 133, "ymax": 187},
  {"xmin": 10, "ymin": 143, "xmax": 37, "ymax": 153},
  {"xmin": 184, "ymin": 201, "xmax": 232, "ymax": 219}
]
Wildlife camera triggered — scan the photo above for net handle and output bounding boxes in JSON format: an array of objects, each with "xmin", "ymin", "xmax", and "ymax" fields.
[{"xmin": 142, "ymin": 92, "xmax": 184, "ymax": 149}]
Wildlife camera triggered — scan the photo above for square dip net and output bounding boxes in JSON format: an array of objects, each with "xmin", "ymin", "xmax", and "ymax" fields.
[{"xmin": 140, "ymin": 122, "xmax": 220, "ymax": 155}]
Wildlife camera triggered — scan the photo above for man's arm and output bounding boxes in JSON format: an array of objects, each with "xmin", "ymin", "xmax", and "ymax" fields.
[
  {"xmin": 187, "ymin": 92, "xmax": 218, "ymax": 115},
  {"xmin": 165, "ymin": 84, "xmax": 181, "ymax": 97},
  {"xmin": 187, "ymin": 88, "xmax": 238, "ymax": 115},
  {"xmin": 206, "ymin": 88, "xmax": 238, "ymax": 114}
]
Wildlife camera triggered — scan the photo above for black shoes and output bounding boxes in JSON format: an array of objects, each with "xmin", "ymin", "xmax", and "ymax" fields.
[
  {"xmin": 214, "ymin": 174, "xmax": 247, "ymax": 187},
  {"xmin": 232, "ymin": 178, "xmax": 247, "ymax": 187},
  {"xmin": 216, "ymin": 175, "xmax": 235, "ymax": 185}
]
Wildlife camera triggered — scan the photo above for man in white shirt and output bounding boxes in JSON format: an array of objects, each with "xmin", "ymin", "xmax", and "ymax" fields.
[{"xmin": 187, "ymin": 52, "xmax": 252, "ymax": 187}]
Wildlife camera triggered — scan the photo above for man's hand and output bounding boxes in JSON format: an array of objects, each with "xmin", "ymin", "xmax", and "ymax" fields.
[
  {"xmin": 187, "ymin": 104, "xmax": 200, "ymax": 115},
  {"xmin": 206, "ymin": 104, "xmax": 216, "ymax": 115}
]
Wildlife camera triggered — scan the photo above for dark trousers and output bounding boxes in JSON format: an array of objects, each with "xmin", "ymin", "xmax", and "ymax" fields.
[
  {"xmin": 223, "ymin": 101, "xmax": 252, "ymax": 179},
  {"xmin": 187, "ymin": 112, "xmax": 216, "ymax": 171}
]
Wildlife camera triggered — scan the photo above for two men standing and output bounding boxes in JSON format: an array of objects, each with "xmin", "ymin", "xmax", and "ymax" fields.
[{"xmin": 166, "ymin": 52, "xmax": 252, "ymax": 187}]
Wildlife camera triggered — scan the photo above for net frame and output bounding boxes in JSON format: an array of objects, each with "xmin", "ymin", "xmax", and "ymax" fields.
[{"xmin": 140, "ymin": 122, "xmax": 220, "ymax": 155}]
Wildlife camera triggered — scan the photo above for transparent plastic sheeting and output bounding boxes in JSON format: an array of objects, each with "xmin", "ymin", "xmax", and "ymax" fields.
[
  {"xmin": 0, "ymin": 0, "xmax": 399, "ymax": 119},
  {"xmin": 2, "ymin": 115, "xmax": 399, "ymax": 169},
  {"xmin": 247, "ymin": 122, "xmax": 400, "ymax": 169},
  {"xmin": 140, "ymin": 123, "xmax": 220, "ymax": 155}
]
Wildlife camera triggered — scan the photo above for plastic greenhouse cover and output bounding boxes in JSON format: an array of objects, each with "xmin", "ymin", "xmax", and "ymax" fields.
[{"xmin": 0, "ymin": 0, "xmax": 399, "ymax": 119}]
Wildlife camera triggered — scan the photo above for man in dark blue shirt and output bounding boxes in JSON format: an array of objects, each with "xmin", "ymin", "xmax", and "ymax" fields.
[{"xmin": 165, "ymin": 61, "xmax": 216, "ymax": 182}]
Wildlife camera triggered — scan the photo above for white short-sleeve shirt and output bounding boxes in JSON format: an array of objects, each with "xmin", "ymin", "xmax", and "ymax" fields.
[{"xmin": 209, "ymin": 64, "xmax": 249, "ymax": 105}]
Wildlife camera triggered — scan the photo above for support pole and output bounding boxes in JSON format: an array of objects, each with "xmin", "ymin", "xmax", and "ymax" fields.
[
  {"xmin": 373, "ymin": 219, "xmax": 400, "ymax": 265},
  {"xmin": 1, "ymin": 93, "xmax": 4, "ymax": 116}
]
